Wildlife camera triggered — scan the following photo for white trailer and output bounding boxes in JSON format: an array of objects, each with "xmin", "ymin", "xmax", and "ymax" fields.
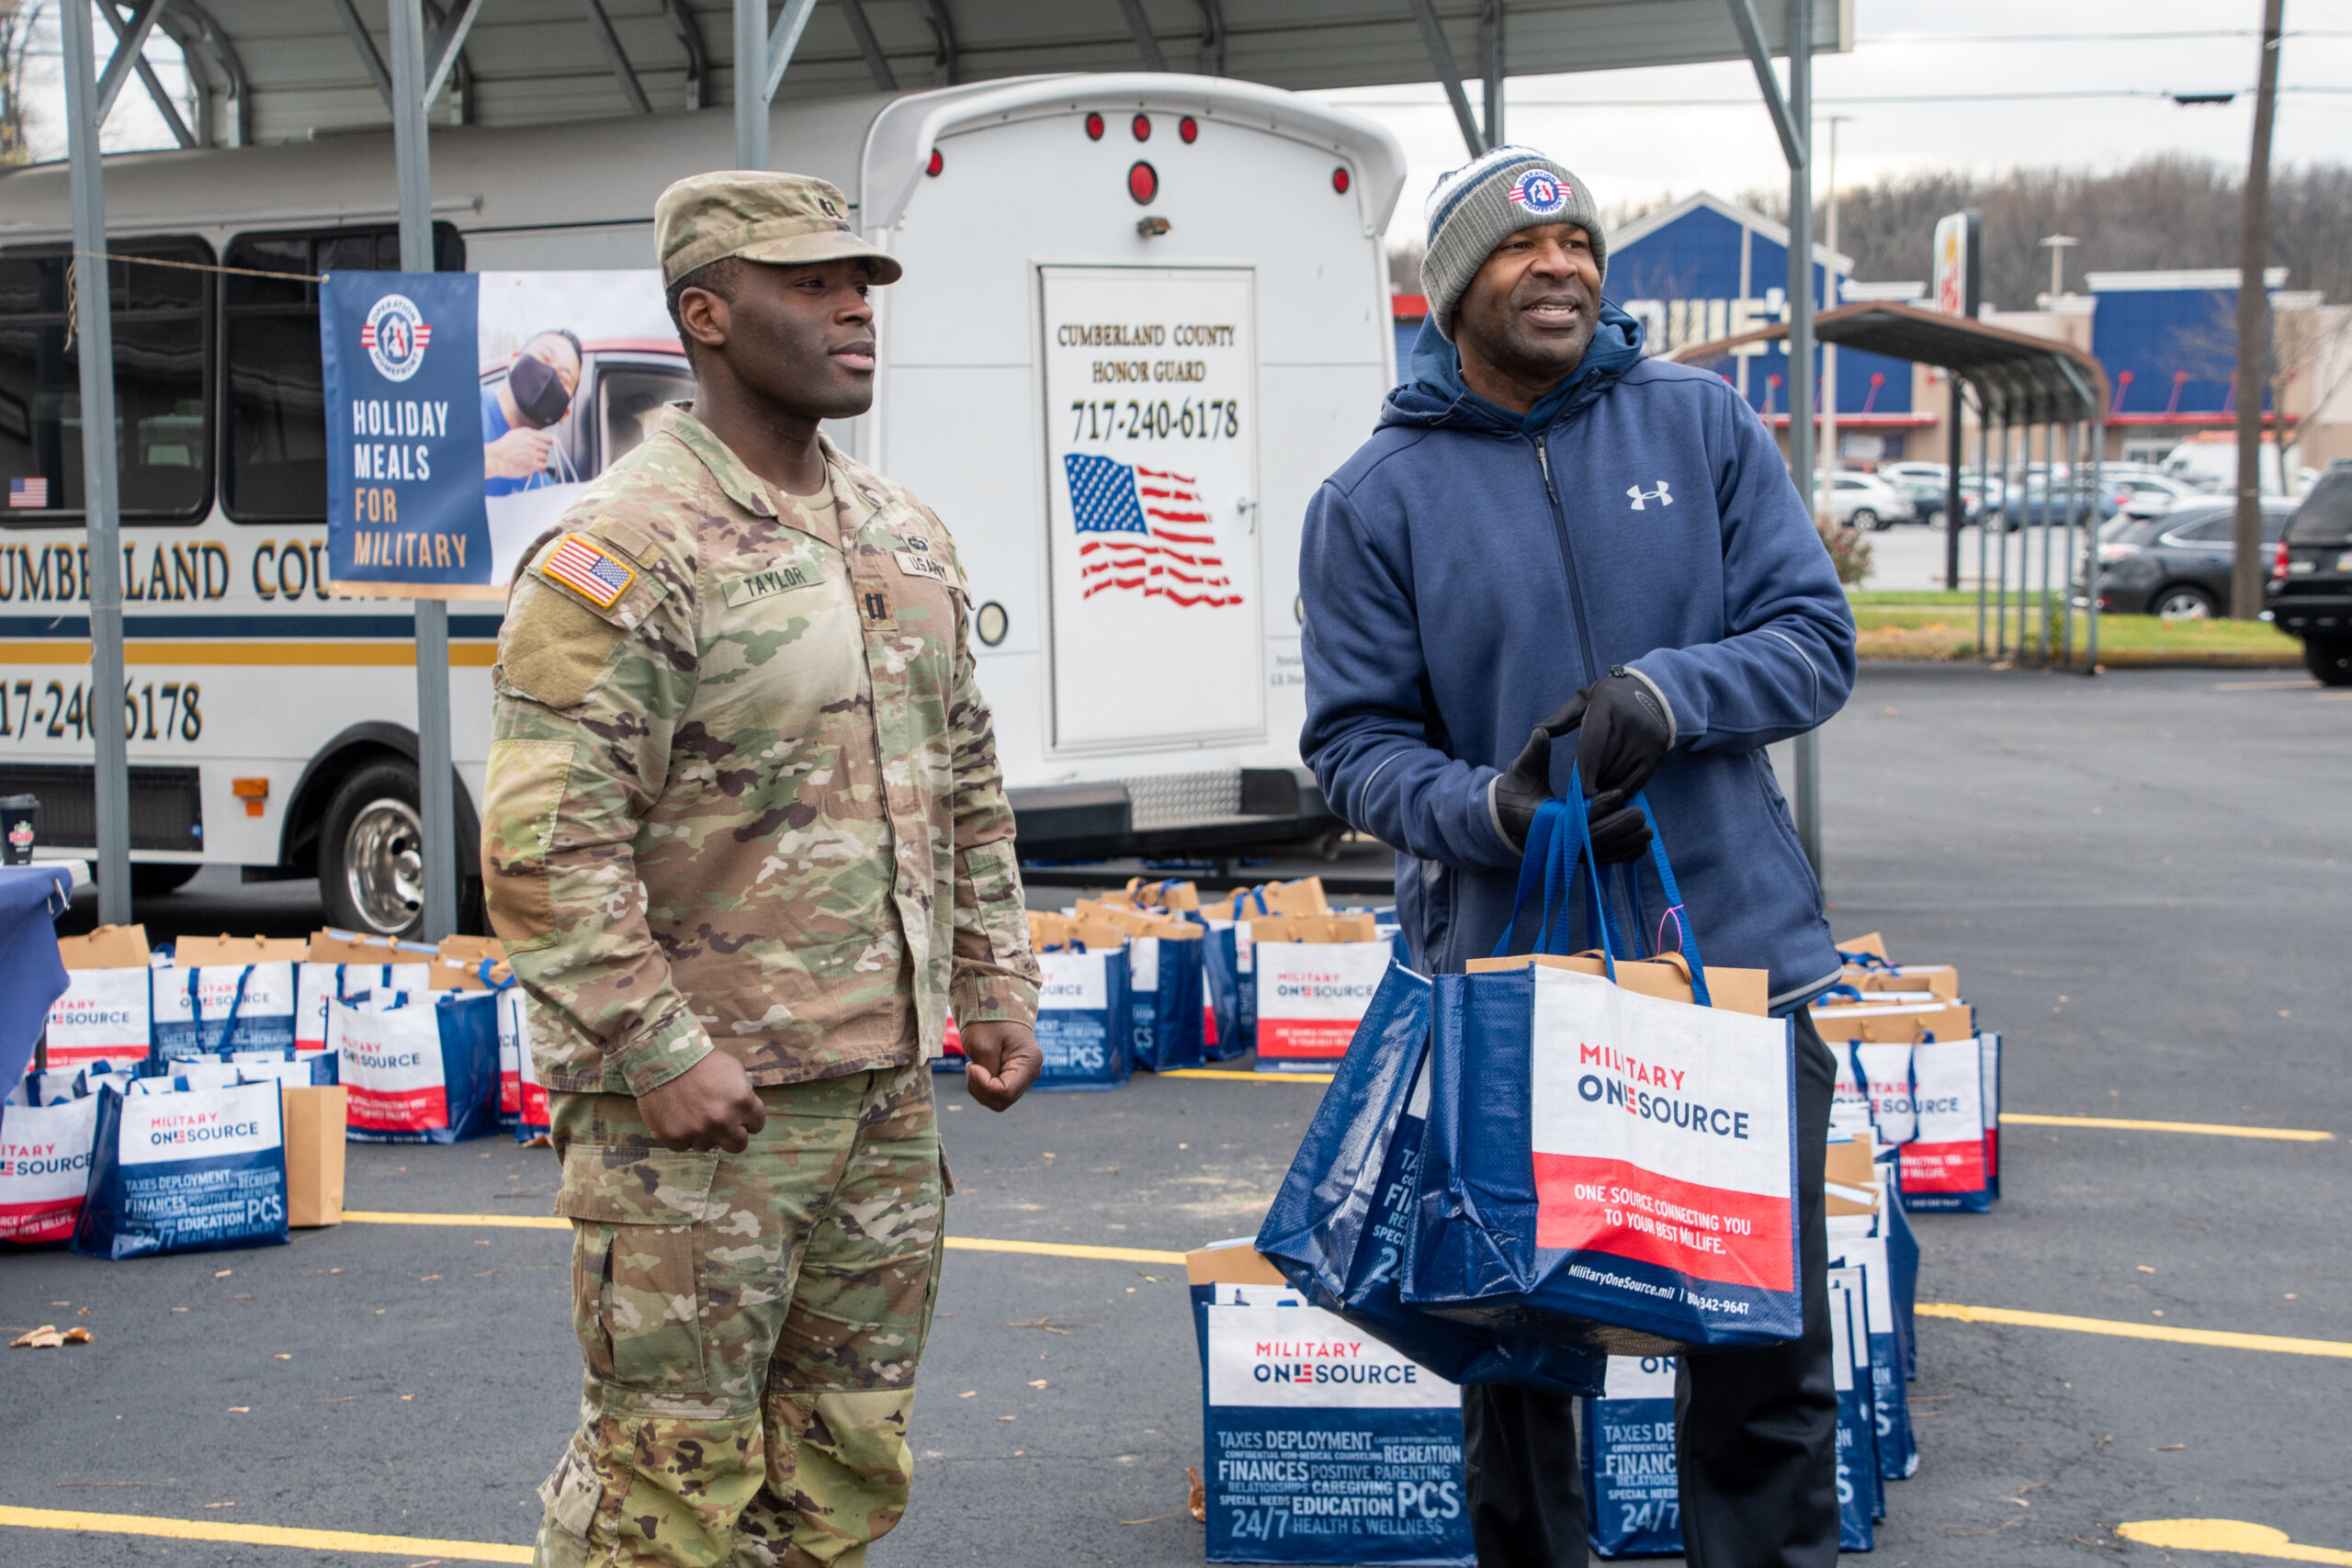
[{"xmin": 0, "ymin": 75, "xmax": 1403, "ymax": 932}]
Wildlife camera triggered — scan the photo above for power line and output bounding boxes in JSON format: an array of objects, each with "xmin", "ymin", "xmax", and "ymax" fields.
[
  {"xmin": 1342, "ymin": 87, "xmax": 2352, "ymax": 109},
  {"xmin": 1860, "ymin": 29, "xmax": 2352, "ymax": 43}
]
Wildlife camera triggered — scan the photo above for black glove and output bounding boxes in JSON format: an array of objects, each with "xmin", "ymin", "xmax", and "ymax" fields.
[{"xmin": 1488, "ymin": 667, "xmax": 1676, "ymax": 863}]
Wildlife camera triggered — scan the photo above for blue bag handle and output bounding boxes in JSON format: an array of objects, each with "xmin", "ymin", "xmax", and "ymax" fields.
[
  {"xmin": 479, "ymin": 958, "xmax": 516, "ymax": 991},
  {"xmin": 1492, "ymin": 795, "xmax": 1567, "ymax": 959},
  {"xmin": 1838, "ymin": 946, "xmax": 1899, "ymax": 975},
  {"xmin": 1818, "ymin": 983, "xmax": 1866, "ymax": 1003},
  {"xmin": 1845, "ymin": 1041, "xmax": 1920, "ymax": 1148}
]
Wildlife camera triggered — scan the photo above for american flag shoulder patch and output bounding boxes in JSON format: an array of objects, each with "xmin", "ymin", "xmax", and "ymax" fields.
[{"xmin": 540, "ymin": 533, "xmax": 637, "ymax": 609}]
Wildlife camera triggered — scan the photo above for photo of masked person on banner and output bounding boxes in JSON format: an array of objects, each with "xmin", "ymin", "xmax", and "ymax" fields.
[
  {"xmin": 321, "ymin": 270, "xmax": 684, "ymax": 597},
  {"xmin": 482, "ymin": 328, "xmax": 582, "ymax": 496}
]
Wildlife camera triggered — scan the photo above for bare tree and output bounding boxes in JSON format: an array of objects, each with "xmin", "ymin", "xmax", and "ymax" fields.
[
  {"xmin": 1749, "ymin": 156, "xmax": 2352, "ymax": 307},
  {"xmin": 0, "ymin": 2, "xmax": 42, "ymax": 166}
]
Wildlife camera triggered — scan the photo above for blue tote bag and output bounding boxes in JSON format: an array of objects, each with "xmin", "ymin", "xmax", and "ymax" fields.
[
  {"xmin": 1256, "ymin": 962, "xmax": 1601, "ymax": 1395},
  {"xmin": 1404, "ymin": 789, "xmax": 1804, "ymax": 1354}
]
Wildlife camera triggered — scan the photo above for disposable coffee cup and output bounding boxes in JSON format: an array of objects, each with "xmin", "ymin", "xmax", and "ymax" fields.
[{"xmin": 1, "ymin": 794, "xmax": 38, "ymax": 864}]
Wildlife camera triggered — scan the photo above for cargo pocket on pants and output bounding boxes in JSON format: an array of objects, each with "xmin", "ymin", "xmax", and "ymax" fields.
[{"xmin": 558, "ymin": 1143, "xmax": 720, "ymax": 1395}]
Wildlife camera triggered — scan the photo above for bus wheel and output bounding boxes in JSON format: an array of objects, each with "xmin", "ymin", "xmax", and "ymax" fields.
[
  {"xmin": 131, "ymin": 863, "xmax": 201, "ymax": 896},
  {"xmin": 322, "ymin": 759, "xmax": 425, "ymax": 938}
]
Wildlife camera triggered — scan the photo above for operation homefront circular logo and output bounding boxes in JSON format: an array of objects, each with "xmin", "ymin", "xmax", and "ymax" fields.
[
  {"xmin": 1508, "ymin": 170, "xmax": 1568, "ymax": 216},
  {"xmin": 360, "ymin": 293, "xmax": 433, "ymax": 383}
]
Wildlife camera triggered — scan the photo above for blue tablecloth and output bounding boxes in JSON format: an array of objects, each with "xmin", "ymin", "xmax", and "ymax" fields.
[{"xmin": 0, "ymin": 864, "xmax": 72, "ymax": 1090}]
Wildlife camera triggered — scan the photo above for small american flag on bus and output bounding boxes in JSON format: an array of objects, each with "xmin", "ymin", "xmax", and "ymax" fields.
[
  {"xmin": 8, "ymin": 477, "xmax": 46, "ymax": 508},
  {"xmin": 1063, "ymin": 454, "xmax": 1239, "ymax": 609}
]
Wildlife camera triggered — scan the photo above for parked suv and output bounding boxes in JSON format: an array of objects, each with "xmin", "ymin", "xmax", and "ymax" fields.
[
  {"xmin": 2079, "ymin": 499, "xmax": 2296, "ymax": 620},
  {"xmin": 2267, "ymin": 464, "xmax": 2352, "ymax": 685}
]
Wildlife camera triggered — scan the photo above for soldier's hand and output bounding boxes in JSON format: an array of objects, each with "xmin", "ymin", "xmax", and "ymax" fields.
[
  {"xmin": 962, "ymin": 1021, "xmax": 1042, "ymax": 1112},
  {"xmin": 639, "ymin": 1051, "xmax": 767, "ymax": 1153}
]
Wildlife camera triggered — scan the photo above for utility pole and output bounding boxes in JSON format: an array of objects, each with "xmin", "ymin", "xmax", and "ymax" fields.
[
  {"xmin": 2230, "ymin": 0, "xmax": 2284, "ymax": 620},
  {"xmin": 2041, "ymin": 232, "xmax": 2079, "ymax": 300}
]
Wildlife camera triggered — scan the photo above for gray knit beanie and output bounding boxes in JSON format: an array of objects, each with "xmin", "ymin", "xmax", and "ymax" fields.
[{"xmin": 1421, "ymin": 147, "xmax": 1606, "ymax": 341}]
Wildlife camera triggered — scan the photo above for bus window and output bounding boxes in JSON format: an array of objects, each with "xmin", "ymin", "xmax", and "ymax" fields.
[
  {"xmin": 0, "ymin": 236, "xmax": 213, "ymax": 522},
  {"xmin": 220, "ymin": 223, "xmax": 464, "ymax": 523}
]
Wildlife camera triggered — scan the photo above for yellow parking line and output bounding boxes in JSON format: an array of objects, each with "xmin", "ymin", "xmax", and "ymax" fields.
[
  {"xmin": 2211, "ymin": 679, "xmax": 2319, "ymax": 691},
  {"xmin": 2000, "ymin": 1112, "xmax": 2332, "ymax": 1142},
  {"xmin": 2118, "ymin": 1519, "xmax": 2352, "ymax": 1563},
  {"xmin": 0, "ymin": 1504, "xmax": 528, "ymax": 1562},
  {"xmin": 1161, "ymin": 1067, "xmax": 1334, "ymax": 1084},
  {"xmin": 344, "ymin": 1209, "xmax": 564, "ymax": 1229},
  {"xmin": 341, "ymin": 1211, "xmax": 1188, "ymax": 1265},
  {"xmin": 943, "ymin": 1235, "xmax": 1186, "ymax": 1266},
  {"xmin": 1918, "ymin": 1303, "xmax": 2352, "ymax": 1359}
]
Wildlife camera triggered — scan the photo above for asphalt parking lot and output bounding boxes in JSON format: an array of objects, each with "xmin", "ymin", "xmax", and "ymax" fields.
[{"xmin": 6, "ymin": 661, "xmax": 2348, "ymax": 1567}]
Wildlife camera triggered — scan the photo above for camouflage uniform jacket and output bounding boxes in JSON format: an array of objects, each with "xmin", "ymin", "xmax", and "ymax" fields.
[{"xmin": 482, "ymin": 410, "xmax": 1039, "ymax": 1095}]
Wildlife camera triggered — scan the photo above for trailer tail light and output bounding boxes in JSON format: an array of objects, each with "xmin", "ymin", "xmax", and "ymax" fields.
[
  {"xmin": 1180, "ymin": 116, "xmax": 1198, "ymax": 143},
  {"xmin": 925, "ymin": 149, "xmax": 943, "ymax": 176},
  {"xmin": 1127, "ymin": 161, "xmax": 1158, "ymax": 204},
  {"xmin": 1132, "ymin": 113, "xmax": 1151, "ymax": 141},
  {"xmin": 232, "ymin": 777, "xmax": 269, "ymax": 818},
  {"xmin": 1332, "ymin": 166, "xmax": 1351, "ymax": 195},
  {"xmin": 1085, "ymin": 111, "xmax": 1104, "ymax": 140}
]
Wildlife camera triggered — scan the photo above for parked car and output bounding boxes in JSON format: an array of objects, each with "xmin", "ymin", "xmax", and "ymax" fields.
[
  {"xmin": 2078, "ymin": 498, "xmax": 2297, "ymax": 620},
  {"xmin": 1825, "ymin": 470, "xmax": 1913, "ymax": 531},
  {"xmin": 2106, "ymin": 472, "xmax": 2198, "ymax": 518},
  {"xmin": 2266, "ymin": 463, "xmax": 2352, "ymax": 685}
]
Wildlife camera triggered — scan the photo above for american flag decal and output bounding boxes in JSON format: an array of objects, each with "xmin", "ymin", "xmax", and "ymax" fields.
[
  {"xmin": 1063, "ymin": 454, "xmax": 1239, "ymax": 608},
  {"xmin": 541, "ymin": 534, "xmax": 635, "ymax": 608},
  {"xmin": 8, "ymin": 476, "xmax": 47, "ymax": 508}
]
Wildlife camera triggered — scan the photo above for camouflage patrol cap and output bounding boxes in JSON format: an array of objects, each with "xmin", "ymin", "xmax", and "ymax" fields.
[{"xmin": 655, "ymin": 170, "xmax": 903, "ymax": 289}]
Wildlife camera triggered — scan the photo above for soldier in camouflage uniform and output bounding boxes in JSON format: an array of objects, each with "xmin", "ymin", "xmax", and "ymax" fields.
[{"xmin": 483, "ymin": 170, "xmax": 1045, "ymax": 1568}]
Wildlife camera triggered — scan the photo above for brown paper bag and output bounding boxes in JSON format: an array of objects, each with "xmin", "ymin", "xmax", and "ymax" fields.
[
  {"xmin": 282, "ymin": 1085, "xmax": 348, "ymax": 1228},
  {"xmin": 176, "ymin": 934, "xmax": 310, "ymax": 965},
  {"xmin": 435, "ymin": 934, "xmax": 512, "ymax": 991},
  {"xmin": 309, "ymin": 928, "xmax": 440, "ymax": 967},
  {"xmin": 1465, "ymin": 950, "xmax": 1772, "ymax": 1018},
  {"xmin": 1124, "ymin": 877, "xmax": 1201, "ymax": 912},
  {"xmin": 1824, "ymin": 1135, "xmax": 1880, "ymax": 1218},
  {"xmin": 1808, "ymin": 998, "xmax": 1973, "ymax": 1043},
  {"xmin": 57, "ymin": 924, "xmax": 150, "ymax": 970}
]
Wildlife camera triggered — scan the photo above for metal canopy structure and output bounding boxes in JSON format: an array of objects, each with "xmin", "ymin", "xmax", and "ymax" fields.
[
  {"xmin": 1670, "ymin": 299, "xmax": 2111, "ymax": 679},
  {"xmin": 127, "ymin": 2, "xmax": 1849, "ymax": 147},
  {"xmin": 57, "ymin": 0, "xmax": 1850, "ymax": 926}
]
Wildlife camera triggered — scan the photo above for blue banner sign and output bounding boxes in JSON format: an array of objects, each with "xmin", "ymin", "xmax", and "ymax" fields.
[{"xmin": 321, "ymin": 271, "xmax": 493, "ymax": 595}]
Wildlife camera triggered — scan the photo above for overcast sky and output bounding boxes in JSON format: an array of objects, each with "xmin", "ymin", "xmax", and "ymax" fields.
[
  {"xmin": 27, "ymin": 0, "xmax": 2352, "ymax": 283},
  {"xmin": 1311, "ymin": 0, "xmax": 2352, "ymax": 265}
]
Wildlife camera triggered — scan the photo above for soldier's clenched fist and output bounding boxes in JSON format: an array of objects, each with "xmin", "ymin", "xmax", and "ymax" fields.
[{"xmin": 638, "ymin": 1051, "xmax": 767, "ymax": 1152}]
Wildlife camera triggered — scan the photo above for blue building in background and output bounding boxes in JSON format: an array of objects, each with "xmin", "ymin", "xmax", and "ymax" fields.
[{"xmin": 1389, "ymin": 197, "xmax": 2328, "ymax": 475}]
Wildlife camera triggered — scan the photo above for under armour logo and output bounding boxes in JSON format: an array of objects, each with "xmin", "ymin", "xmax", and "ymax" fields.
[{"xmin": 1627, "ymin": 481, "xmax": 1673, "ymax": 511}]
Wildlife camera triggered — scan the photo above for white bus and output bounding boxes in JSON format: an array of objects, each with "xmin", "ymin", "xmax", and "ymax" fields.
[{"xmin": 0, "ymin": 74, "xmax": 1402, "ymax": 935}]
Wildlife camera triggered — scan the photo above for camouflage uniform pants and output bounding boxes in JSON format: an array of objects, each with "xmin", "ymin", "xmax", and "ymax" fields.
[{"xmin": 533, "ymin": 1062, "xmax": 944, "ymax": 1568}]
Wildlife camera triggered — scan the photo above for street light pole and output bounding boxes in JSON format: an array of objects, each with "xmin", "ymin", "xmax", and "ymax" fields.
[
  {"xmin": 2230, "ymin": 0, "xmax": 2284, "ymax": 620},
  {"xmin": 2040, "ymin": 234, "xmax": 2078, "ymax": 302},
  {"xmin": 1818, "ymin": 115, "xmax": 1850, "ymax": 491}
]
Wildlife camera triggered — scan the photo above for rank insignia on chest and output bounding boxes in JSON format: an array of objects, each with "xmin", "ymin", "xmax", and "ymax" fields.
[{"xmin": 542, "ymin": 534, "xmax": 637, "ymax": 609}]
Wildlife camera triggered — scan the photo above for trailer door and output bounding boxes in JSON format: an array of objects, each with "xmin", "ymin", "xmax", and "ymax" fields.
[{"xmin": 1039, "ymin": 265, "xmax": 1263, "ymax": 751}]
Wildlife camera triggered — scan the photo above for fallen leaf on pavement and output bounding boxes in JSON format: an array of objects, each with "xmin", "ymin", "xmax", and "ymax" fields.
[
  {"xmin": 1187, "ymin": 1467, "xmax": 1206, "ymax": 1523},
  {"xmin": 274, "ymin": 1353, "xmax": 291, "ymax": 1359},
  {"xmin": 62, "ymin": 1327, "xmax": 90, "ymax": 1345},
  {"xmin": 214, "ymin": 1270, "xmax": 231, "ymax": 1279},
  {"xmin": 1027, "ymin": 1379, "xmax": 1048, "ymax": 1389},
  {"xmin": 13, "ymin": 1326, "xmax": 62, "ymax": 1348},
  {"xmin": 957, "ymin": 1391, "xmax": 977, "ymax": 1398},
  {"xmin": 1001, "ymin": 1318, "xmax": 1070, "ymax": 1335},
  {"xmin": 226, "ymin": 1407, "xmax": 250, "ymax": 1414}
]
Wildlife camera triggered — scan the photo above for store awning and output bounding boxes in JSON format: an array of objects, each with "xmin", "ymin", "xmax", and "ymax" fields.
[{"xmin": 1668, "ymin": 299, "xmax": 2110, "ymax": 426}]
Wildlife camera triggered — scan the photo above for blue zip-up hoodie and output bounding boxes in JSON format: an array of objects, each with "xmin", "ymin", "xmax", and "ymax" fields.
[{"xmin": 1299, "ymin": 310, "xmax": 1857, "ymax": 1010}]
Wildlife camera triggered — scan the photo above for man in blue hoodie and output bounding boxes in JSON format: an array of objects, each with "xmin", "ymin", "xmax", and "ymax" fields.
[{"xmin": 1300, "ymin": 147, "xmax": 1857, "ymax": 1566}]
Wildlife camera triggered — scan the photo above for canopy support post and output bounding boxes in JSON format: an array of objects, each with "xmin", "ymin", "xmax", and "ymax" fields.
[
  {"xmin": 734, "ymin": 0, "xmax": 821, "ymax": 168},
  {"xmin": 1777, "ymin": 0, "xmax": 1821, "ymax": 884},
  {"xmin": 62, "ymin": 0, "xmax": 132, "ymax": 925},
  {"xmin": 387, "ymin": 0, "xmax": 457, "ymax": 942},
  {"xmin": 1407, "ymin": 0, "xmax": 1487, "ymax": 157}
]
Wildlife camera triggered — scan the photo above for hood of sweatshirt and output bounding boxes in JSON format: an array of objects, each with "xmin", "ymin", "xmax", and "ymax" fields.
[{"xmin": 1383, "ymin": 302, "xmax": 1647, "ymax": 434}]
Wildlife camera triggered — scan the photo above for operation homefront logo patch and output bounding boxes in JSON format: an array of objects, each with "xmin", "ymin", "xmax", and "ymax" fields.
[
  {"xmin": 541, "ymin": 534, "xmax": 636, "ymax": 608},
  {"xmin": 1508, "ymin": 170, "xmax": 1569, "ymax": 216},
  {"xmin": 360, "ymin": 293, "xmax": 433, "ymax": 383}
]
